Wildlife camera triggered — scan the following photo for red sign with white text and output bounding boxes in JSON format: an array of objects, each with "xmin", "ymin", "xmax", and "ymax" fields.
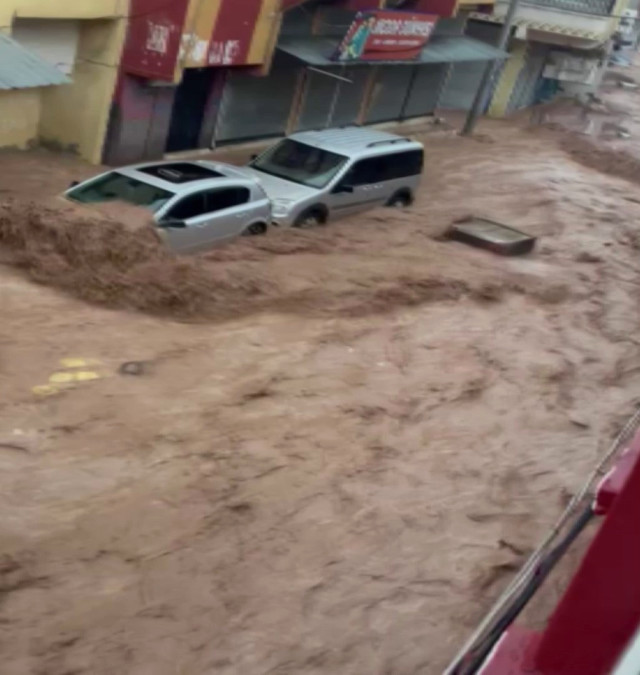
[{"xmin": 333, "ymin": 10, "xmax": 437, "ymax": 62}]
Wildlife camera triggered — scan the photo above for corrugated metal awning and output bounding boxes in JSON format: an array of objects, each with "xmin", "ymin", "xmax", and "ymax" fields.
[
  {"xmin": 0, "ymin": 32, "xmax": 71, "ymax": 90},
  {"xmin": 278, "ymin": 35, "xmax": 507, "ymax": 67}
]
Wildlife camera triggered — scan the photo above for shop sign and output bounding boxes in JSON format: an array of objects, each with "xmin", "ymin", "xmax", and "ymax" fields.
[{"xmin": 333, "ymin": 10, "xmax": 437, "ymax": 62}]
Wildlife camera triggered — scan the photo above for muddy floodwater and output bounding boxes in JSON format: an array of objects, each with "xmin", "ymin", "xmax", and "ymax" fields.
[{"xmin": 1, "ymin": 73, "xmax": 640, "ymax": 674}]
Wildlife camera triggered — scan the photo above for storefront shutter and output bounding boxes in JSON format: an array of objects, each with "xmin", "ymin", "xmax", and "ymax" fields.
[
  {"xmin": 402, "ymin": 64, "xmax": 449, "ymax": 118},
  {"xmin": 214, "ymin": 55, "xmax": 301, "ymax": 144},
  {"xmin": 507, "ymin": 42, "xmax": 549, "ymax": 113},
  {"xmin": 365, "ymin": 66, "xmax": 415, "ymax": 124},
  {"xmin": 296, "ymin": 68, "xmax": 336, "ymax": 131},
  {"xmin": 329, "ymin": 67, "xmax": 371, "ymax": 127},
  {"xmin": 439, "ymin": 21, "xmax": 502, "ymax": 110},
  {"xmin": 296, "ymin": 66, "xmax": 370, "ymax": 131}
]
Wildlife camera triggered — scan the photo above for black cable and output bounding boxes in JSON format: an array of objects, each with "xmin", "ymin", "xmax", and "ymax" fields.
[{"xmin": 453, "ymin": 504, "xmax": 594, "ymax": 675}]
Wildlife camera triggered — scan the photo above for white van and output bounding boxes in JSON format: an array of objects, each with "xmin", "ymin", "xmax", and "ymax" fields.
[{"xmin": 244, "ymin": 127, "xmax": 423, "ymax": 227}]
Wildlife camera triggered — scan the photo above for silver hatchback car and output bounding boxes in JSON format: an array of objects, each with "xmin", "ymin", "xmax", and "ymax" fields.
[
  {"xmin": 244, "ymin": 127, "xmax": 424, "ymax": 227},
  {"xmin": 64, "ymin": 161, "xmax": 271, "ymax": 253}
]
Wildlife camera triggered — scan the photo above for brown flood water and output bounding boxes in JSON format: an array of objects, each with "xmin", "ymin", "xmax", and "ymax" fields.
[{"xmin": 1, "ymin": 73, "xmax": 640, "ymax": 674}]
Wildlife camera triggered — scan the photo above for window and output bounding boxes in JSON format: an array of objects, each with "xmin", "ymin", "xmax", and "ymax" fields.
[
  {"xmin": 67, "ymin": 172, "xmax": 173, "ymax": 213},
  {"xmin": 251, "ymin": 140, "xmax": 348, "ymax": 189},
  {"xmin": 167, "ymin": 193, "xmax": 207, "ymax": 220},
  {"xmin": 207, "ymin": 187, "xmax": 250, "ymax": 211},
  {"xmin": 139, "ymin": 163, "xmax": 224, "ymax": 183},
  {"xmin": 383, "ymin": 150, "xmax": 424, "ymax": 180},
  {"xmin": 339, "ymin": 150, "xmax": 423, "ymax": 186},
  {"xmin": 341, "ymin": 158, "xmax": 384, "ymax": 186},
  {"xmin": 165, "ymin": 187, "xmax": 250, "ymax": 221}
]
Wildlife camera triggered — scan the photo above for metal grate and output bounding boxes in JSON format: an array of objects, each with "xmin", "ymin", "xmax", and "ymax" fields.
[{"xmin": 523, "ymin": 0, "xmax": 615, "ymax": 16}]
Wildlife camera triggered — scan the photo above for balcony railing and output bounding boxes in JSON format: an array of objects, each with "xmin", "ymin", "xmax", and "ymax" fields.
[{"xmin": 521, "ymin": 0, "xmax": 615, "ymax": 16}]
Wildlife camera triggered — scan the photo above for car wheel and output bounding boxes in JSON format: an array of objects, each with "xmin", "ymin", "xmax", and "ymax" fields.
[
  {"xmin": 294, "ymin": 208, "xmax": 326, "ymax": 228},
  {"xmin": 387, "ymin": 191, "xmax": 412, "ymax": 209},
  {"xmin": 245, "ymin": 222, "xmax": 267, "ymax": 236}
]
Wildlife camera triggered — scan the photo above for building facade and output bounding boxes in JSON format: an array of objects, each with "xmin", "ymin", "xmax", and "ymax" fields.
[
  {"xmin": 0, "ymin": 0, "xmax": 628, "ymax": 164},
  {"xmin": 104, "ymin": 0, "xmax": 282, "ymax": 164},
  {"xmin": 470, "ymin": 0, "xmax": 627, "ymax": 116},
  {"xmin": 0, "ymin": 0, "xmax": 127, "ymax": 162},
  {"xmin": 103, "ymin": 0, "xmax": 508, "ymax": 164}
]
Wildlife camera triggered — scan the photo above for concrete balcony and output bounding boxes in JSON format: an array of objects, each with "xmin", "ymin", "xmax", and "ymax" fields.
[
  {"xmin": 471, "ymin": 0, "xmax": 620, "ymax": 45},
  {"xmin": 528, "ymin": 0, "xmax": 613, "ymax": 14},
  {"xmin": 9, "ymin": 0, "xmax": 127, "ymax": 20}
]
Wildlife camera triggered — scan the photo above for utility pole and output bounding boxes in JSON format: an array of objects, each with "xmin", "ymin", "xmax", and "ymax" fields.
[{"xmin": 461, "ymin": 0, "xmax": 521, "ymax": 136}]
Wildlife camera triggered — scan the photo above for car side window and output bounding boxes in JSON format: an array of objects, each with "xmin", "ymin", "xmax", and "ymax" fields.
[
  {"xmin": 164, "ymin": 187, "xmax": 251, "ymax": 221},
  {"xmin": 205, "ymin": 187, "xmax": 250, "ymax": 212},
  {"xmin": 166, "ymin": 192, "xmax": 208, "ymax": 220}
]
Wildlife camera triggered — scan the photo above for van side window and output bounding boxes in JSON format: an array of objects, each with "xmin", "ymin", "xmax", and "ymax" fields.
[
  {"xmin": 341, "ymin": 150, "xmax": 423, "ymax": 187},
  {"xmin": 383, "ymin": 149, "xmax": 424, "ymax": 180},
  {"xmin": 342, "ymin": 157, "xmax": 381, "ymax": 186}
]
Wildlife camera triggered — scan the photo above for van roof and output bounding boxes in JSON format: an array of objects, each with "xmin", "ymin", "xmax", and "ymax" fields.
[{"xmin": 288, "ymin": 127, "xmax": 422, "ymax": 156}]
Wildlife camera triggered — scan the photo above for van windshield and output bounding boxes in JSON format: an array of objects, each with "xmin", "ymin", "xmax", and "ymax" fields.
[
  {"xmin": 67, "ymin": 172, "xmax": 173, "ymax": 213},
  {"xmin": 251, "ymin": 140, "xmax": 348, "ymax": 189}
]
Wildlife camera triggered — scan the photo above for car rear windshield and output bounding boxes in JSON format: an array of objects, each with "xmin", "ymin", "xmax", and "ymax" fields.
[
  {"xmin": 67, "ymin": 172, "xmax": 173, "ymax": 212},
  {"xmin": 251, "ymin": 139, "xmax": 347, "ymax": 189}
]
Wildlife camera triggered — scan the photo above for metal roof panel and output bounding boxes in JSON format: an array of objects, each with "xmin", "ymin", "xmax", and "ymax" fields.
[{"xmin": 0, "ymin": 32, "xmax": 71, "ymax": 90}]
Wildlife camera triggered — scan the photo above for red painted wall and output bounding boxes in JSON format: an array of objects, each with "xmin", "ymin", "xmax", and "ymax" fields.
[
  {"xmin": 121, "ymin": 0, "xmax": 190, "ymax": 80},
  {"xmin": 534, "ymin": 439, "xmax": 640, "ymax": 675},
  {"xmin": 207, "ymin": 0, "xmax": 265, "ymax": 66}
]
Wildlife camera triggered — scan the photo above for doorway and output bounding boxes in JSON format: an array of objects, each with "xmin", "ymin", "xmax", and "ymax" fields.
[{"xmin": 166, "ymin": 68, "xmax": 215, "ymax": 153}]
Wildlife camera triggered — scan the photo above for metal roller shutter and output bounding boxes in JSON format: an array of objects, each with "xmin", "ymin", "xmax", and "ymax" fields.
[
  {"xmin": 440, "ymin": 62, "xmax": 486, "ymax": 110},
  {"xmin": 296, "ymin": 68, "xmax": 337, "ymax": 131},
  {"xmin": 402, "ymin": 64, "xmax": 449, "ymax": 118},
  {"xmin": 439, "ymin": 21, "xmax": 502, "ymax": 111},
  {"xmin": 365, "ymin": 66, "xmax": 415, "ymax": 124},
  {"xmin": 330, "ymin": 67, "xmax": 371, "ymax": 127},
  {"xmin": 507, "ymin": 42, "xmax": 549, "ymax": 113},
  {"xmin": 215, "ymin": 55, "xmax": 300, "ymax": 144},
  {"xmin": 296, "ymin": 66, "xmax": 369, "ymax": 131}
]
